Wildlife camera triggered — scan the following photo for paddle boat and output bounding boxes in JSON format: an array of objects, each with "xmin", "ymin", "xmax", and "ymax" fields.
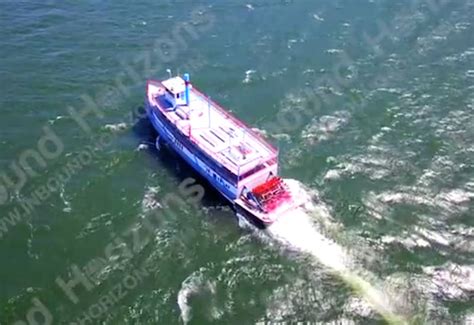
[{"xmin": 145, "ymin": 73, "xmax": 302, "ymax": 227}]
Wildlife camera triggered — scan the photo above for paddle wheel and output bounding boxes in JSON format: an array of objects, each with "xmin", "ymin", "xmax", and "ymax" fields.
[{"xmin": 243, "ymin": 177, "xmax": 292, "ymax": 213}]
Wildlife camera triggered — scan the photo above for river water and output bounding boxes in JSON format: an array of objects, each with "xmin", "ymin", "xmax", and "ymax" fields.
[{"xmin": 0, "ymin": 0, "xmax": 473, "ymax": 324}]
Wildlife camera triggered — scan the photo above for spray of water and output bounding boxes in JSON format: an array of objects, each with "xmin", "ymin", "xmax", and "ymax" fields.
[{"xmin": 240, "ymin": 179, "xmax": 406, "ymax": 324}]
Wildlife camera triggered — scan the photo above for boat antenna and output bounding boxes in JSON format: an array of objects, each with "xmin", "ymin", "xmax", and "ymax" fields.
[{"xmin": 166, "ymin": 69, "xmax": 172, "ymax": 78}]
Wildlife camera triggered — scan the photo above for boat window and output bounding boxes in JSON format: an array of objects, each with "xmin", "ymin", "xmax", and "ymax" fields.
[{"xmin": 238, "ymin": 163, "xmax": 266, "ymax": 181}]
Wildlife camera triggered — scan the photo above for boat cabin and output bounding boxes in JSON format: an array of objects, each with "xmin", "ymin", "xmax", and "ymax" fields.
[{"xmin": 161, "ymin": 74, "xmax": 190, "ymax": 108}]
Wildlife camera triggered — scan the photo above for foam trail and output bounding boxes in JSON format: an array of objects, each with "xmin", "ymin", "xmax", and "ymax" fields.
[
  {"xmin": 254, "ymin": 179, "xmax": 406, "ymax": 323},
  {"xmin": 177, "ymin": 269, "xmax": 217, "ymax": 324}
]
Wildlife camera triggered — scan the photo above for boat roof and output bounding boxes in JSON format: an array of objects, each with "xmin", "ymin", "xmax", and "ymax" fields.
[
  {"xmin": 147, "ymin": 79, "xmax": 278, "ymax": 176},
  {"xmin": 162, "ymin": 76, "xmax": 186, "ymax": 94}
]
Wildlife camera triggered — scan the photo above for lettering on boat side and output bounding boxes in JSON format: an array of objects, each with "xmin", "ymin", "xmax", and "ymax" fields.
[{"xmin": 171, "ymin": 134, "xmax": 184, "ymax": 151}]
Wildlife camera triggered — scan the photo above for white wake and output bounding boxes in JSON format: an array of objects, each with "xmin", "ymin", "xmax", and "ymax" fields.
[{"xmin": 240, "ymin": 179, "xmax": 406, "ymax": 324}]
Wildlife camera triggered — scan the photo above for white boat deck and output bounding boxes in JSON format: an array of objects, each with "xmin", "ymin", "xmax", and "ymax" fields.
[{"xmin": 148, "ymin": 81, "xmax": 277, "ymax": 176}]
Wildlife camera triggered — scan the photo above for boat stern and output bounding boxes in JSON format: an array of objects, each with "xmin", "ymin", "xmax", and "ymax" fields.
[{"xmin": 234, "ymin": 177, "xmax": 304, "ymax": 227}]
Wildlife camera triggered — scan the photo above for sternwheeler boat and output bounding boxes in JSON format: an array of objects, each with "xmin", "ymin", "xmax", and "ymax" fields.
[{"xmin": 145, "ymin": 73, "xmax": 302, "ymax": 227}]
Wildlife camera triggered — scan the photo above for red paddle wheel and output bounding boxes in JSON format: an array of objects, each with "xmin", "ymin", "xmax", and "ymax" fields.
[{"xmin": 251, "ymin": 177, "xmax": 291, "ymax": 212}]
